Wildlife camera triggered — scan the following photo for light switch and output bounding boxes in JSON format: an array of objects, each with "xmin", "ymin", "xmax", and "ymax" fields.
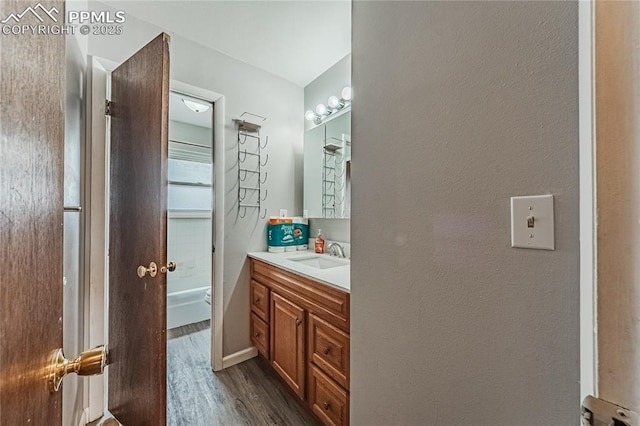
[{"xmin": 510, "ymin": 194, "xmax": 554, "ymax": 250}]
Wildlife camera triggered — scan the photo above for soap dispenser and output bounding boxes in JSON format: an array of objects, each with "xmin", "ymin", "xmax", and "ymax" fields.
[{"xmin": 314, "ymin": 229, "xmax": 325, "ymax": 254}]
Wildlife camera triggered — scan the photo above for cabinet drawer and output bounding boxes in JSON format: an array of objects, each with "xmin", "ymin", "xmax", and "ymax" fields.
[
  {"xmin": 309, "ymin": 314, "xmax": 349, "ymax": 389},
  {"xmin": 309, "ymin": 365, "xmax": 349, "ymax": 426},
  {"xmin": 251, "ymin": 280, "xmax": 269, "ymax": 322},
  {"xmin": 250, "ymin": 312, "xmax": 269, "ymax": 358}
]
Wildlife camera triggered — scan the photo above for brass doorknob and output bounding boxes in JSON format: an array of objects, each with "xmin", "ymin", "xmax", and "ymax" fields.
[
  {"xmin": 137, "ymin": 262, "xmax": 157, "ymax": 278},
  {"xmin": 322, "ymin": 346, "xmax": 331, "ymax": 355},
  {"xmin": 160, "ymin": 261, "xmax": 177, "ymax": 274},
  {"xmin": 48, "ymin": 345, "xmax": 108, "ymax": 392}
]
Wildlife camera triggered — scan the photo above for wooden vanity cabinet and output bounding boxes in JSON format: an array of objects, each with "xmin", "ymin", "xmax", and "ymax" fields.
[{"xmin": 250, "ymin": 259, "xmax": 350, "ymax": 426}]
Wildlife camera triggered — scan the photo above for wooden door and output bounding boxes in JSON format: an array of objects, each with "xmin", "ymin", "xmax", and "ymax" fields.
[
  {"xmin": 271, "ymin": 293, "xmax": 306, "ymax": 399},
  {"xmin": 583, "ymin": 1, "xmax": 640, "ymax": 424},
  {"xmin": 0, "ymin": 0, "xmax": 66, "ymax": 423},
  {"xmin": 108, "ymin": 33, "xmax": 170, "ymax": 425}
]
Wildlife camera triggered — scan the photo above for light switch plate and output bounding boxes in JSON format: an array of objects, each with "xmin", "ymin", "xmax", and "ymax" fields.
[{"xmin": 511, "ymin": 194, "xmax": 554, "ymax": 250}]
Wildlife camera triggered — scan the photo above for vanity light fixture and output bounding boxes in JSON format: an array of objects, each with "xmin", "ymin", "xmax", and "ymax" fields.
[
  {"xmin": 327, "ymin": 95, "xmax": 343, "ymax": 109},
  {"xmin": 182, "ymin": 98, "xmax": 211, "ymax": 113},
  {"xmin": 305, "ymin": 110, "xmax": 317, "ymax": 121},
  {"xmin": 305, "ymin": 86, "xmax": 352, "ymax": 124},
  {"xmin": 341, "ymin": 86, "xmax": 352, "ymax": 101},
  {"xmin": 315, "ymin": 103, "xmax": 328, "ymax": 115}
]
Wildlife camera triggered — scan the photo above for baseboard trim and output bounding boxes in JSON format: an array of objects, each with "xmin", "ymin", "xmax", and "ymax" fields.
[{"xmin": 222, "ymin": 346, "xmax": 258, "ymax": 369}]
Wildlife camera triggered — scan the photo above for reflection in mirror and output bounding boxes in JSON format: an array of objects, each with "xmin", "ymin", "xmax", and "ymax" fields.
[{"xmin": 303, "ymin": 111, "xmax": 351, "ymax": 218}]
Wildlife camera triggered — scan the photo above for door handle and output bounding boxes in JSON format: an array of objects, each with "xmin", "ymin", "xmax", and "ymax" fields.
[
  {"xmin": 160, "ymin": 261, "xmax": 176, "ymax": 274},
  {"xmin": 48, "ymin": 345, "xmax": 108, "ymax": 392},
  {"xmin": 137, "ymin": 262, "xmax": 158, "ymax": 278}
]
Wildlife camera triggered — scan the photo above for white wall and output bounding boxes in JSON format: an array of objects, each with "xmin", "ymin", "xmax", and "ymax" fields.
[
  {"xmin": 85, "ymin": 3, "xmax": 304, "ymax": 356},
  {"xmin": 170, "ymin": 120, "xmax": 212, "ymax": 147},
  {"xmin": 304, "ymin": 54, "xmax": 351, "ymax": 242},
  {"xmin": 351, "ymin": 2, "xmax": 580, "ymax": 425}
]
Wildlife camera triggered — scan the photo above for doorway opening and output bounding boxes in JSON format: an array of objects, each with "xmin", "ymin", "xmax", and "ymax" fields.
[
  {"xmin": 165, "ymin": 90, "xmax": 215, "ymax": 417},
  {"xmin": 166, "ymin": 91, "xmax": 214, "ymax": 330}
]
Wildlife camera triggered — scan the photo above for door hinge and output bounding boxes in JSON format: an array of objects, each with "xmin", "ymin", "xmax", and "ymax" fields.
[
  {"xmin": 213, "ymin": 245, "xmax": 216, "ymax": 253},
  {"xmin": 582, "ymin": 395, "xmax": 638, "ymax": 426},
  {"xmin": 105, "ymin": 100, "xmax": 113, "ymax": 116}
]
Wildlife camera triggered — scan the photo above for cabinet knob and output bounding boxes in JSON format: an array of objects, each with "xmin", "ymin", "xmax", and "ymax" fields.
[
  {"xmin": 296, "ymin": 318, "xmax": 302, "ymax": 326},
  {"xmin": 323, "ymin": 401, "xmax": 330, "ymax": 410},
  {"xmin": 255, "ymin": 297, "xmax": 261, "ymax": 303},
  {"xmin": 254, "ymin": 332, "xmax": 260, "ymax": 337},
  {"xmin": 322, "ymin": 346, "xmax": 331, "ymax": 355}
]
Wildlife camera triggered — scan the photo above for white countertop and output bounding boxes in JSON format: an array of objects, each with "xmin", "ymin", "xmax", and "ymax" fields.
[{"xmin": 248, "ymin": 250, "xmax": 350, "ymax": 293}]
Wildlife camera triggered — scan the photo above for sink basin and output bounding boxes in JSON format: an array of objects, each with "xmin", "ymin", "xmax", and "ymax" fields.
[{"xmin": 289, "ymin": 255, "xmax": 349, "ymax": 270}]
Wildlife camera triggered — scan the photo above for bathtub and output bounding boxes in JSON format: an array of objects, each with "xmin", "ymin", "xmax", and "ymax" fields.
[{"xmin": 167, "ymin": 285, "xmax": 211, "ymax": 329}]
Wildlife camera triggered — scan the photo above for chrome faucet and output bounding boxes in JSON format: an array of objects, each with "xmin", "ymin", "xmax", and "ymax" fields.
[{"xmin": 326, "ymin": 242, "xmax": 346, "ymax": 259}]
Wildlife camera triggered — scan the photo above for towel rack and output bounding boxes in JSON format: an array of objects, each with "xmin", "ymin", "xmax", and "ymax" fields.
[
  {"xmin": 235, "ymin": 112, "xmax": 268, "ymax": 219},
  {"xmin": 322, "ymin": 138, "xmax": 347, "ymax": 218}
]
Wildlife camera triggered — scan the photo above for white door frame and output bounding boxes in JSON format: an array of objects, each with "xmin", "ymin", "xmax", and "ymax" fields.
[
  {"xmin": 579, "ymin": 0, "xmax": 597, "ymax": 403},
  {"xmin": 83, "ymin": 56, "xmax": 226, "ymax": 423}
]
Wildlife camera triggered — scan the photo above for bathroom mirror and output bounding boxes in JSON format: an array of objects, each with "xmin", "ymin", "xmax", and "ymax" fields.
[{"xmin": 303, "ymin": 111, "xmax": 351, "ymax": 218}]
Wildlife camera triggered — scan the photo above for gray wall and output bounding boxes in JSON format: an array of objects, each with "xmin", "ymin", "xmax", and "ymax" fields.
[
  {"xmin": 351, "ymin": 2, "xmax": 579, "ymax": 425},
  {"xmin": 87, "ymin": 2, "xmax": 304, "ymax": 356},
  {"xmin": 304, "ymin": 54, "xmax": 351, "ymax": 242}
]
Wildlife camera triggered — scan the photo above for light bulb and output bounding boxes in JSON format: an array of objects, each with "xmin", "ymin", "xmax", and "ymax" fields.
[
  {"xmin": 305, "ymin": 110, "xmax": 316, "ymax": 121},
  {"xmin": 327, "ymin": 96, "xmax": 340, "ymax": 109},
  {"xmin": 316, "ymin": 103, "xmax": 327, "ymax": 115},
  {"xmin": 341, "ymin": 86, "xmax": 352, "ymax": 101}
]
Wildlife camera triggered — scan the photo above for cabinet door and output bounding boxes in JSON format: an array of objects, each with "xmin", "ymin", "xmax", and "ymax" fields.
[{"xmin": 271, "ymin": 293, "xmax": 306, "ymax": 399}]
